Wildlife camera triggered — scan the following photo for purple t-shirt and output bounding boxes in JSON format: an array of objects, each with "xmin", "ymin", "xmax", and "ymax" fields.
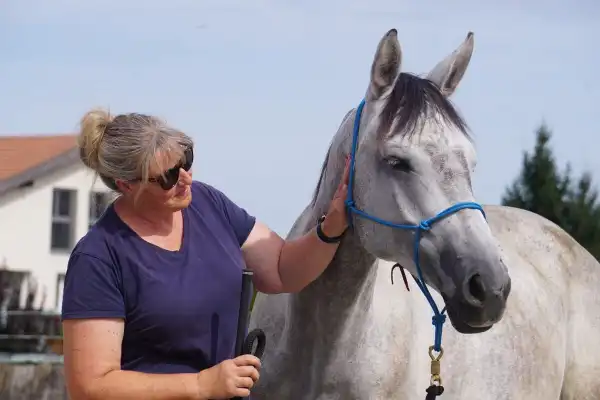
[{"xmin": 61, "ymin": 181, "xmax": 256, "ymax": 374}]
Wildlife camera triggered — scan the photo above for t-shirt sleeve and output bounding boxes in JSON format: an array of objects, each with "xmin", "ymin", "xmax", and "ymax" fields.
[
  {"xmin": 61, "ymin": 252, "xmax": 126, "ymax": 320},
  {"xmin": 203, "ymin": 184, "xmax": 256, "ymax": 246}
]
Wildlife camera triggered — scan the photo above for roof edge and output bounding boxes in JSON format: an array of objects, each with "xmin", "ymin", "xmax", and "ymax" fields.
[
  {"xmin": 0, "ymin": 133, "xmax": 77, "ymax": 140},
  {"xmin": 0, "ymin": 149, "xmax": 82, "ymax": 197}
]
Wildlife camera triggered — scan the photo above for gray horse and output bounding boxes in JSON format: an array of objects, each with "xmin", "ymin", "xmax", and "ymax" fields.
[{"xmin": 249, "ymin": 29, "xmax": 600, "ymax": 400}]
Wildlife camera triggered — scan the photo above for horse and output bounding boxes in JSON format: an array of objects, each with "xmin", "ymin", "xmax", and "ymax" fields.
[{"xmin": 248, "ymin": 29, "xmax": 600, "ymax": 399}]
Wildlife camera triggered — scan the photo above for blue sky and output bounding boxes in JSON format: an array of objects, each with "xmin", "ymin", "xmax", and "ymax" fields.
[{"xmin": 1, "ymin": 0, "xmax": 599, "ymax": 234}]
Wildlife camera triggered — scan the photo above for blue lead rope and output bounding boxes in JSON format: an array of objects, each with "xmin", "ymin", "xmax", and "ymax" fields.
[{"xmin": 344, "ymin": 99, "xmax": 486, "ymax": 352}]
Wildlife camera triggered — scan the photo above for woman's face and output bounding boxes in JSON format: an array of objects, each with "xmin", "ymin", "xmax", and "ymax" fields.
[{"xmin": 121, "ymin": 147, "xmax": 194, "ymax": 212}]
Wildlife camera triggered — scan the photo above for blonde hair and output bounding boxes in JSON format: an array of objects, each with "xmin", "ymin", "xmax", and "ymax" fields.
[{"xmin": 78, "ymin": 108, "xmax": 194, "ymax": 191}]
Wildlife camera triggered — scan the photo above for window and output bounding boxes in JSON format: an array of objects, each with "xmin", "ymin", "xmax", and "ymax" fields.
[
  {"xmin": 89, "ymin": 191, "xmax": 111, "ymax": 229},
  {"xmin": 56, "ymin": 273, "xmax": 66, "ymax": 311},
  {"xmin": 51, "ymin": 188, "xmax": 76, "ymax": 251}
]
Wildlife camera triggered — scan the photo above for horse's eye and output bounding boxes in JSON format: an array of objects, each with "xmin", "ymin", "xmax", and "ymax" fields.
[{"xmin": 385, "ymin": 156, "xmax": 412, "ymax": 172}]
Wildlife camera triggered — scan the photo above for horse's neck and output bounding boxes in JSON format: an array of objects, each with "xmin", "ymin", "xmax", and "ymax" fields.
[
  {"xmin": 288, "ymin": 227, "xmax": 378, "ymax": 341},
  {"xmin": 286, "ymin": 128, "xmax": 378, "ymax": 335}
]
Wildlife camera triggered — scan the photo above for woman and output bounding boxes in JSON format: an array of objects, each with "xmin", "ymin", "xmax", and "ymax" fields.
[{"xmin": 61, "ymin": 109, "xmax": 350, "ymax": 400}]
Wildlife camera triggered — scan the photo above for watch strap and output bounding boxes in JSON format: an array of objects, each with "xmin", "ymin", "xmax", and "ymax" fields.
[{"xmin": 316, "ymin": 215, "xmax": 345, "ymax": 243}]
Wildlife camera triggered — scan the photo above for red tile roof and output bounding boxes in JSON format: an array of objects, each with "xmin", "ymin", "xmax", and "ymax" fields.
[{"xmin": 0, "ymin": 134, "xmax": 78, "ymax": 181}]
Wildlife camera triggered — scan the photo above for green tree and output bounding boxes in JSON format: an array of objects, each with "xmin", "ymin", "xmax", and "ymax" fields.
[
  {"xmin": 562, "ymin": 172, "xmax": 600, "ymax": 258},
  {"xmin": 501, "ymin": 123, "xmax": 570, "ymax": 226},
  {"xmin": 501, "ymin": 123, "xmax": 600, "ymax": 259}
]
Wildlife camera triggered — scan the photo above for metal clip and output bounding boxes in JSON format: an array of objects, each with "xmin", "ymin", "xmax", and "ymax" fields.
[{"xmin": 428, "ymin": 345, "xmax": 444, "ymax": 386}]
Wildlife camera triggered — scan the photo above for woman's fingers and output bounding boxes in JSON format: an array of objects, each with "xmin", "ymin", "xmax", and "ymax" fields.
[{"xmin": 237, "ymin": 365, "xmax": 260, "ymax": 381}]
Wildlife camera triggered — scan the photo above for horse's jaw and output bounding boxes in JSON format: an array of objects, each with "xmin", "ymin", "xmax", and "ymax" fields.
[{"xmin": 443, "ymin": 296, "xmax": 496, "ymax": 334}]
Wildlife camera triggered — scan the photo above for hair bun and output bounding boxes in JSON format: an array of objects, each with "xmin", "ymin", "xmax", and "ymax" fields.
[{"xmin": 78, "ymin": 108, "xmax": 113, "ymax": 170}]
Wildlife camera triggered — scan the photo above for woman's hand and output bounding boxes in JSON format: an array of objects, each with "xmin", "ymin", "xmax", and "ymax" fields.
[
  {"xmin": 197, "ymin": 354, "xmax": 261, "ymax": 399},
  {"xmin": 321, "ymin": 156, "xmax": 351, "ymax": 238}
]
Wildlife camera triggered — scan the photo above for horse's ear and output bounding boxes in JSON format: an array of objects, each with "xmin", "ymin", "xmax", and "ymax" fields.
[
  {"xmin": 367, "ymin": 29, "xmax": 402, "ymax": 101},
  {"xmin": 426, "ymin": 32, "xmax": 474, "ymax": 97}
]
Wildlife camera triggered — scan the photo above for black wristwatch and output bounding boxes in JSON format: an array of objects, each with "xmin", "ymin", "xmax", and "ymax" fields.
[{"xmin": 316, "ymin": 214, "xmax": 345, "ymax": 244}]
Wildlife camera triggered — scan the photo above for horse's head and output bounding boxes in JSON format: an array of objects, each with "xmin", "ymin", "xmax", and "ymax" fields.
[{"xmin": 347, "ymin": 29, "xmax": 511, "ymax": 333}]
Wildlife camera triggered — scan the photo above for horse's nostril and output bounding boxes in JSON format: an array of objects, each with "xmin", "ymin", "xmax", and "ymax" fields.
[
  {"xmin": 467, "ymin": 273, "xmax": 486, "ymax": 304},
  {"xmin": 502, "ymin": 277, "xmax": 512, "ymax": 299}
]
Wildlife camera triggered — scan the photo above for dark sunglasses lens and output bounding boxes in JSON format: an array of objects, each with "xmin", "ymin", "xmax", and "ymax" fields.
[
  {"xmin": 183, "ymin": 147, "xmax": 194, "ymax": 171},
  {"xmin": 159, "ymin": 168, "xmax": 180, "ymax": 190}
]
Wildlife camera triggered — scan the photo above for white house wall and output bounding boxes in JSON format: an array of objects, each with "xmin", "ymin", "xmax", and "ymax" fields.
[{"xmin": 0, "ymin": 163, "xmax": 111, "ymax": 311}]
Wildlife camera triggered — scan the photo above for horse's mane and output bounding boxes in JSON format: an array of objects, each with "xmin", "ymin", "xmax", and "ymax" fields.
[
  {"xmin": 380, "ymin": 72, "xmax": 470, "ymax": 139},
  {"xmin": 310, "ymin": 109, "xmax": 354, "ymax": 206}
]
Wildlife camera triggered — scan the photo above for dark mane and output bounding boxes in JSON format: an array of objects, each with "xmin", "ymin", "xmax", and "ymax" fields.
[
  {"xmin": 310, "ymin": 145, "xmax": 331, "ymax": 206},
  {"xmin": 380, "ymin": 72, "xmax": 470, "ymax": 139},
  {"xmin": 310, "ymin": 109, "xmax": 352, "ymax": 206}
]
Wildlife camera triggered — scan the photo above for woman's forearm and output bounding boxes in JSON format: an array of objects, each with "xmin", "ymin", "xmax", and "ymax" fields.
[
  {"xmin": 74, "ymin": 369, "xmax": 207, "ymax": 400},
  {"xmin": 278, "ymin": 226, "xmax": 341, "ymax": 292}
]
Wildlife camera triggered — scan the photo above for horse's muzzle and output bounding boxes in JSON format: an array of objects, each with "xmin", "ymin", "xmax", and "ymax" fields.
[{"xmin": 443, "ymin": 274, "xmax": 511, "ymax": 334}]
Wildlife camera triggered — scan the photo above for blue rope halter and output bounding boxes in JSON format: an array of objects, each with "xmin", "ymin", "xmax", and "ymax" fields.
[{"xmin": 344, "ymin": 99, "xmax": 486, "ymax": 352}]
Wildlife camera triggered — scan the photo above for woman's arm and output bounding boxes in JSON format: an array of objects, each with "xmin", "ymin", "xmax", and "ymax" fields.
[
  {"xmin": 62, "ymin": 254, "xmax": 207, "ymax": 399},
  {"xmin": 63, "ymin": 318, "xmax": 207, "ymax": 400},
  {"xmin": 242, "ymin": 158, "xmax": 350, "ymax": 294},
  {"xmin": 61, "ymin": 254, "xmax": 260, "ymax": 400}
]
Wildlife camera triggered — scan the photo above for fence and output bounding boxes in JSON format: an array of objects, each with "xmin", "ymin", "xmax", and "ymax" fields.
[{"xmin": 0, "ymin": 268, "xmax": 66, "ymax": 399}]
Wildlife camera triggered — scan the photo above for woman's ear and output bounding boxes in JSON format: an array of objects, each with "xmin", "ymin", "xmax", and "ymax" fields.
[{"xmin": 115, "ymin": 180, "xmax": 132, "ymax": 194}]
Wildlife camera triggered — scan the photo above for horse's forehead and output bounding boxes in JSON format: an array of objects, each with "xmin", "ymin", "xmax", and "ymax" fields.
[
  {"xmin": 386, "ymin": 125, "xmax": 474, "ymax": 161},
  {"xmin": 420, "ymin": 121, "xmax": 470, "ymax": 147},
  {"xmin": 420, "ymin": 136, "xmax": 472, "ymax": 160}
]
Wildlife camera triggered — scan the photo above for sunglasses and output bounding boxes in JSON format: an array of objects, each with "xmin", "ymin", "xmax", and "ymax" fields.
[{"xmin": 136, "ymin": 146, "xmax": 194, "ymax": 190}]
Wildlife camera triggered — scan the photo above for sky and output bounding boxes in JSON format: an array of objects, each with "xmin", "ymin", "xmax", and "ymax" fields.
[{"xmin": 1, "ymin": 0, "xmax": 599, "ymax": 234}]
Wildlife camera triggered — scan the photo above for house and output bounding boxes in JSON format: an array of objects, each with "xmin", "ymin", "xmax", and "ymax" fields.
[{"xmin": 0, "ymin": 134, "xmax": 113, "ymax": 312}]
